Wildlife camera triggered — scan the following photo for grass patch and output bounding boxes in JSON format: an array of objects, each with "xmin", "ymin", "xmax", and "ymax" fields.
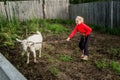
[
  {"xmin": 95, "ymin": 59, "xmax": 120, "ymax": 74},
  {"xmin": 44, "ymin": 22, "xmax": 69, "ymax": 34},
  {"xmin": 49, "ymin": 66, "xmax": 59, "ymax": 76},
  {"xmin": 0, "ymin": 15, "xmax": 20, "ymax": 47},
  {"xmin": 95, "ymin": 59, "xmax": 108, "ymax": 70},
  {"xmin": 58, "ymin": 54, "xmax": 73, "ymax": 62},
  {"xmin": 110, "ymin": 61, "xmax": 120, "ymax": 75}
]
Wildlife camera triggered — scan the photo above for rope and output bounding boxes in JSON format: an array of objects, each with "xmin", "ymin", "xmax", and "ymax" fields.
[
  {"xmin": 16, "ymin": 39, "xmax": 80, "ymax": 46},
  {"xmin": 28, "ymin": 39, "xmax": 80, "ymax": 45},
  {"xmin": 27, "ymin": 40, "xmax": 67, "ymax": 45}
]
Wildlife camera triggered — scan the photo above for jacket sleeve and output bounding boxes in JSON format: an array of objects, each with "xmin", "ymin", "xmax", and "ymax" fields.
[{"xmin": 68, "ymin": 25, "xmax": 78, "ymax": 39}]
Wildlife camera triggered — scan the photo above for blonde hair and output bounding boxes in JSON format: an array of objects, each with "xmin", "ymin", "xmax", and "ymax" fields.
[{"xmin": 75, "ymin": 16, "xmax": 84, "ymax": 22}]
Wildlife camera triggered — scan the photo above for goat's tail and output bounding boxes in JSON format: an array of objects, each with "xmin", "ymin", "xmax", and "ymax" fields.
[
  {"xmin": 36, "ymin": 31, "xmax": 42, "ymax": 38},
  {"xmin": 36, "ymin": 31, "xmax": 41, "ymax": 34}
]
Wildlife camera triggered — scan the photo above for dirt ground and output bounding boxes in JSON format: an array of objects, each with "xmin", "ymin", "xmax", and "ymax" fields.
[{"xmin": 0, "ymin": 29, "xmax": 120, "ymax": 80}]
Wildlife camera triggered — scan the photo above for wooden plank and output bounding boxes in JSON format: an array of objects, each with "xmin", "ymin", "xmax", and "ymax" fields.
[
  {"xmin": 0, "ymin": 53, "xmax": 27, "ymax": 80},
  {"xmin": 0, "ymin": 67, "xmax": 10, "ymax": 80}
]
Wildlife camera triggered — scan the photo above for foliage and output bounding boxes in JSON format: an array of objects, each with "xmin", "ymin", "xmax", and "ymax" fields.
[
  {"xmin": 0, "ymin": 15, "xmax": 70, "ymax": 47},
  {"xmin": 58, "ymin": 54, "xmax": 73, "ymax": 62},
  {"xmin": 44, "ymin": 23, "xmax": 69, "ymax": 34},
  {"xmin": 95, "ymin": 59, "xmax": 120, "ymax": 74},
  {"xmin": 0, "ymin": 14, "xmax": 19, "ymax": 46},
  {"xmin": 24, "ymin": 18, "xmax": 40, "ymax": 35},
  {"xmin": 95, "ymin": 59, "xmax": 108, "ymax": 70},
  {"xmin": 49, "ymin": 66, "xmax": 59, "ymax": 76},
  {"xmin": 110, "ymin": 61, "xmax": 120, "ymax": 74}
]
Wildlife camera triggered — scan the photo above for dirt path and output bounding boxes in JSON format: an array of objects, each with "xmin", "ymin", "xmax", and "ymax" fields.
[{"xmin": 0, "ymin": 31, "xmax": 120, "ymax": 80}]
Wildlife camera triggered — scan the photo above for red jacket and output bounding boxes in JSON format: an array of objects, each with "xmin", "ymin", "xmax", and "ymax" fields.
[{"xmin": 69, "ymin": 22, "xmax": 92, "ymax": 39}]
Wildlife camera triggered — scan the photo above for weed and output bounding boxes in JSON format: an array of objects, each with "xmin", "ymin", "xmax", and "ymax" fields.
[
  {"xmin": 0, "ymin": 32, "xmax": 15, "ymax": 46},
  {"xmin": 95, "ymin": 59, "xmax": 120, "ymax": 74},
  {"xmin": 110, "ymin": 61, "xmax": 120, "ymax": 75},
  {"xmin": 49, "ymin": 66, "xmax": 59, "ymax": 76},
  {"xmin": 44, "ymin": 22, "xmax": 69, "ymax": 34},
  {"xmin": 26, "ymin": 18, "xmax": 40, "ymax": 33},
  {"xmin": 0, "ymin": 14, "xmax": 8, "ymax": 28},
  {"xmin": 0, "ymin": 15, "xmax": 20, "ymax": 46},
  {"xmin": 95, "ymin": 59, "xmax": 108, "ymax": 70},
  {"xmin": 107, "ymin": 48, "xmax": 120, "ymax": 59},
  {"xmin": 58, "ymin": 54, "xmax": 73, "ymax": 62}
]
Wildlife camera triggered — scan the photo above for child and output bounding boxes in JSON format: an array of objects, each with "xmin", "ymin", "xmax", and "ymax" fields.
[{"xmin": 66, "ymin": 16, "xmax": 92, "ymax": 60}]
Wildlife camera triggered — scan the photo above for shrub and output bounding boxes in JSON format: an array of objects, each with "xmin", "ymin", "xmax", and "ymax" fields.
[{"xmin": 0, "ymin": 15, "xmax": 20, "ymax": 47}]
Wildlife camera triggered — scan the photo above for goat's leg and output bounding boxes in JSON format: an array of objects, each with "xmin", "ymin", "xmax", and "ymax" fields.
[
  {"xmin": 39, "ymin": 48, "xmax": 42, "ymax": 58},
  {"xmin": 31, "ymin": 47, "xmax": 37, "ymax": 63},
  {"xmin": 27, "ymin": 52, "xmax": 30, "ymax": 64}
]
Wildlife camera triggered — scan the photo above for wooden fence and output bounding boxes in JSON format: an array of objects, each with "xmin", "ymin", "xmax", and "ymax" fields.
[
  {"xmin": 0, "ymin": 1, "xmax": 119, "ymax": 28},
  {"xmin": 44, "ymin": 0, "xmax": 69, "ymax": 19},
  {"xmin": 0, "ymin": 0, "xmax": 69, "ymax": 21},
  {"xmin": 69, "ymin": 1, "xmax": 120, "ymax": 28}
]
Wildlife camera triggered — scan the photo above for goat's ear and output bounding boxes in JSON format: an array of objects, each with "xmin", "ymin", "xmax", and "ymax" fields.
[{"xmin": 16, "ymin": 38, "xmax": 22, "ymax": 42}]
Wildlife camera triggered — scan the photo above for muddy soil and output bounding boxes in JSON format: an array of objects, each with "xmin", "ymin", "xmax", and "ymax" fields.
[{"xmin": 0, "ymin": 30, "xmax": 120, "ymax": 80}]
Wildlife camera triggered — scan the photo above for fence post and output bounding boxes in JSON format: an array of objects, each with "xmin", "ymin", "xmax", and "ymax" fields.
[
  {"xmin": 42, "ymin": 0, "xmax": 46, "ymax": 19},
  {"xmin": 4, "ymin": 0, "xmax": 6, "ymax": 5},
  {"xmin": 110, "ymin": 1, "xmax": 113, "ymax": 29},
  {"xmin": 3, "ymin": 0, "xmax": 9, "ymax": 21}
]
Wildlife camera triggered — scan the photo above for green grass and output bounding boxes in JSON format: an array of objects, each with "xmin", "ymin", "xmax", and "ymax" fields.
[
  {"xmin": 95, "ymin": 59, "xmax": 108, "ymax": 70},
  {"xmin": 49, "ymin": 66, "xmax": 59, "ymax": 76},
  {"xmin": 110, "ymin": 61, "xmax": 120, "ymax": 75},
  {"xmin": 0, "ymin": 15, "xmax": 70, "ymax": 47},
  {"xmin": 95, "ymin": 59, "xmax": 120, "ymax": 74},
  {"xmin": 0, "ymin": 15, "xmax": 20, "ymax": 46},
  {"xmin": 44, "ymin": 22, "xmax": 69, "ymax": 34},
  {"xmin": 58, "ymin": 54, "xmax": 73, "ymax": 62}
]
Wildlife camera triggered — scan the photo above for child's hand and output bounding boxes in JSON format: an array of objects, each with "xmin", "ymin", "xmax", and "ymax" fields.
[
  {"xmin": 66, "ymin": 37, "xmax": 70, "ymax": 41},
  {"xmin": 82, "ymin": 33, "xmax": 86, "ymax": 36}
]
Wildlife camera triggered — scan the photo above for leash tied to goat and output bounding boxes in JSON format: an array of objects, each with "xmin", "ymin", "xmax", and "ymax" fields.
[{"xmin": 27, "ymin": 39, "xmax": 79, "ymax": 46}]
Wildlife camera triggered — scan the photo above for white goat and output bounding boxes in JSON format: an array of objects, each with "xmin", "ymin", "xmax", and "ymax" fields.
[{"xmin": 16, "ymin": 31, "xmax": 43, "ymax": 64}]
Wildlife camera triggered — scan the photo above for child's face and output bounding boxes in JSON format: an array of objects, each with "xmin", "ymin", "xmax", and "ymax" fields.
[{"xmin": 75, "ymin": 19, "xmax": 81, "ymax": 25}]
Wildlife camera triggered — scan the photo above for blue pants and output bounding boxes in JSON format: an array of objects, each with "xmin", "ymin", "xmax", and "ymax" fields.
[{"xmin": 79, "ymin": 35, "xmax": 90, "ymax": 56}]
